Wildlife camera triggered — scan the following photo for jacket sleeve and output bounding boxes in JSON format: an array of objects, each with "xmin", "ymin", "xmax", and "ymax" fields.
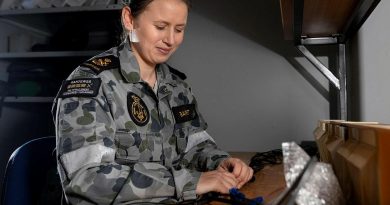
[
  {"xmin": 56, "ymin": 85, "xmax": 177, "ymax": 204},
  {"xmin": 169, "ymin": 91, "xmax": 230, "ymax": 200},
  {"xmin": 170, "ymin": 136, "xmax": 230, "ymax": 200}
]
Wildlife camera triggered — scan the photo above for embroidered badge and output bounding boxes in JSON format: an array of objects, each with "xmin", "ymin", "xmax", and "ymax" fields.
[
  {"xmin": 82, "ymin": 55, "xmax": 119, "ymax": 74},
  {"xmin": 172, "ymin": 104, "xmax": 197, "ymax": 123},
  {"xmin": 59, "ymin": 78, "xmax": 101, "ymax": 98},
  {"xmin": 127, "ymin": 92, "xmax": 150, "ymax": 126}
]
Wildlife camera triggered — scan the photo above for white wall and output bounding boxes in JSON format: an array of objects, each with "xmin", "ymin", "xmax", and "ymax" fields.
[
  {"xmin": 351, "ymin": 1, "xmax": 390, "ymax": 123},
  {"xmin": 168, "ymin": 0, "xmax": 330, "ymax": 152}
]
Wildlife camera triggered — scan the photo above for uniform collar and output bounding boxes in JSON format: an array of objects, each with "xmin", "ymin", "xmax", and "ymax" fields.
[
  {"xmin": 117, "ymin": 41, "xmax": 177, "ymax": 87},
  {"xmin": 157, "ymin": 63, "xmax": 177, "ymax": 86},
  {"xmin": 118, "ymin": 41, "xmax": 142, "ymax": 84}
]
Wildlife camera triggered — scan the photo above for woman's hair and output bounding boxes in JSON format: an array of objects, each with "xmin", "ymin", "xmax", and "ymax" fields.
[
  {"xmin": 129, "ymin": 0, "xmax": 191, "ymax": 18},
  {"xmin": 119, "ymin": 0, "xmax": 191, "ymax": 42}
]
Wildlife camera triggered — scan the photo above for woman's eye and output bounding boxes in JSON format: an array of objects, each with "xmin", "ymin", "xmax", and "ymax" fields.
[
  {"xmin": 155, "ymin": 26, "xmax": 165, "ymax": 30},
  {"xmin": 175, "ymin": 27, "xmax": 185, "ymax": 33}
]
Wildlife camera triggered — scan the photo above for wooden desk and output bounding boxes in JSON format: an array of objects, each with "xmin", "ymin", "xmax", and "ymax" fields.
[{"xmin": 210, "ymin": 152, "xmax": 286, "ymax": 204}]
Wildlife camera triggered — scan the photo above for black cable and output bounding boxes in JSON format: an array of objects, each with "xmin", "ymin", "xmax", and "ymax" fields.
[
  {"xmin": 125, "ymin": 149, "xmax": 287, "ymax": 205},
  {"xmin": 125, "ymin": 191, "xmax": 263, "ymax": 205},
  {"xmin": 249, "ymin": 149, "xmax": 283, "ymax": 173}
]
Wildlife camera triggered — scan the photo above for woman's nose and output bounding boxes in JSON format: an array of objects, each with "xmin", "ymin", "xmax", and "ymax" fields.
[{"xmin": 163, "ymin": 30, "xmax": 175, "ymax": 46}]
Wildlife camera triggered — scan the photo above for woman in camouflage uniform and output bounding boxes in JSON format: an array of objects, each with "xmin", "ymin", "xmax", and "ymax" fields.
[{"xmin": 54, "ymin": 0, "xmax": 253, "ymax": 204}]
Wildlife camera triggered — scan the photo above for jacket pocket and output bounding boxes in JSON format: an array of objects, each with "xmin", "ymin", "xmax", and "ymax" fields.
[{"xmin": 173, "ymin": 123, "xmax": 191, "ymax": 154}]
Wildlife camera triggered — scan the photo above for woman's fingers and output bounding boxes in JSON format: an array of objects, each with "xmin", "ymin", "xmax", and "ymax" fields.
[
  {"xmin": 237, "ymin": 166, "xmax": 253, "ymax": 188},
  {"xmin": 196, "ymin": 163, "xmax": 255, "ymax": 195},
  {"xmin": 218, "ymin": 158, "xmax": 254, "ymax": 189},
  {"xmin": 196, "ymin": 170, "xmax": 239, "ymax": 195}
]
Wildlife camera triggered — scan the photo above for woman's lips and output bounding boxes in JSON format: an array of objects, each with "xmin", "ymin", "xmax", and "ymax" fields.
[{"xmin": 157, "ymin": 47, "xmax": 171, "ymax": 55}]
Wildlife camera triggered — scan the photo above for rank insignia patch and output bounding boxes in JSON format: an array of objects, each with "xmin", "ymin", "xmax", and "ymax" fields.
[
  {"xmin": 82, "ymin": 55, "xmax": 119, "ymax": 74},
  {"xmin": 59, "ymin": 78, "xmax": 101, "ymax": 98},
  {"xmin": 127, "ymin": 92, "xmax": 150, "ymax": 126},
  {"xmin": 172, "ymin": 104, "xmax": 197, "ymax": 123}
]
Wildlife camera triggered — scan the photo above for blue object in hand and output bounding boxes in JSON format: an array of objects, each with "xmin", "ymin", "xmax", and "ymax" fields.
[{"xmin": 229, "ymin": 188, "xmax": 263, "ymax": 205}]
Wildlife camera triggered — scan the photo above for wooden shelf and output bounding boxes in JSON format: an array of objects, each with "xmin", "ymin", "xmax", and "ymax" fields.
[
  {"xmin": 0, "ymin": 50, "xmax": 103, "ymax": 59},
  {"xmin": 280, "ymin": 0, "xmax": 381, "ymax": 43},
  {"xmin": 0, "ymin": 5, "xmax": 119, "ymax": 103},
  {"xmin": 3, "ymin": 96, "xmax": 54, "ymax": 103},
  {"xmin": 0, "ymin": 4, "xmax": 122, "ymax": 15}
]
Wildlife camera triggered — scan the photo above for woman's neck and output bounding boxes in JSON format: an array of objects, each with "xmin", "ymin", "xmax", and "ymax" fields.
[
  {"xmin": 132, "ymin": 49, "xmax": 157, "ymax": 88},
  {"xmin": 140, "ymin": 64, "xmax": 157, "ymax": 88}
]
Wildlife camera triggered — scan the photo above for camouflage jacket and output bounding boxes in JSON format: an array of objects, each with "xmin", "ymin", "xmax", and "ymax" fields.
[{"xmin": 54, "ymin": 42, "xmax": 230, "ymax": 205}]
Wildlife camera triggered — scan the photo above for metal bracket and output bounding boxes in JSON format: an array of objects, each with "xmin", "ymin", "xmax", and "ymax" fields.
[
  {"xmin": 301, "ymin": 37, "xmax": 338, "ymax": 45},
  {"xmin": 296, "ymin": 44, "xmax": 347, "ymax": 120},
  {"xmin": 338, "ymin": 44, "xmax": 347, "ymax": 120},
  {"xmin": 296, "ymin": 45, "xmax": 340, "ymax": 89}
]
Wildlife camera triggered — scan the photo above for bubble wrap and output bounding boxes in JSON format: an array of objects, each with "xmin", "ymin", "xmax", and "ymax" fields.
[
  {"xmin": 295, "ymin": 163, "xmax": 345, "ymax": 205},
  {"xmin": 282, "ymin": 142, "xmax": 310, "ymax": 187},
  {"xmin": 281, "ymin": 142, "xmax": 345, "ymax": 205}
]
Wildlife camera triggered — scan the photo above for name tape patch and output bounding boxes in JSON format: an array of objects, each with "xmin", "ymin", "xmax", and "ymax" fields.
[
  {"xmin": 172, "ymin": 104, "xmax": 197, "ymax": 123},
  {"xmin": 82, "ymin": 55, "xmax": 119, "ymax": 74},
  {"xmin": 59, "ymin": 78, "xmax": 101, "ymax": 98}
]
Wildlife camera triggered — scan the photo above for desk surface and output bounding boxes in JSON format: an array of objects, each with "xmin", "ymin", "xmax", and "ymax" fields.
[{"xmin": 210, "ymin": 152, "xmax": 286, "ymax": 204}]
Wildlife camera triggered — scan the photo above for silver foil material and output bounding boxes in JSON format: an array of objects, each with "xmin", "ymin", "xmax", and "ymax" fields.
[
  {"xmin": 282, "ymin": 142, "xmax": 310, "ymax": 187},
  {"xmin": 281, "ymin": 142, "xmax": 345, "ymax": 205},
  {"xmin": 295, "ymin": 162, "xmax": 345, "ymax": 205}
]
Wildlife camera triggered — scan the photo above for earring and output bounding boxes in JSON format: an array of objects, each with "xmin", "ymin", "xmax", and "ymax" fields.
[{"xmin": 129, "ymin": 30, "xmax": 139, "ymax": 43}]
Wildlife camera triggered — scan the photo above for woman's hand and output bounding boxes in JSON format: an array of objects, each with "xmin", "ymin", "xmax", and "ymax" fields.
[
  {"xmin": 195, "ymin": 170, "xmax": 239, "ymax": 195},
  {"xmin": 217, "ymin": 158, "xmax": 254, "ymax": 188}
]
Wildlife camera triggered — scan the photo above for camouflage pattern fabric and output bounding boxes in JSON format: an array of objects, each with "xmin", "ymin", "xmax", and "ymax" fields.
[{"xmin": 53, "ymin": 41, "xmax": 230, "ymax": 205}]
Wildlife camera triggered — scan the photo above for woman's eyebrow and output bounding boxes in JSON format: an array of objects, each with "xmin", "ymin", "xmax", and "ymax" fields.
[{"xmin": 153, "ymin": 20, "xmax": 186, "ymax": 26}]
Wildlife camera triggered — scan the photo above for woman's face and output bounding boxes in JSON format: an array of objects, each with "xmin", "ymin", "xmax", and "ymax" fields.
[{"xmin": 132, "ymin": 0, "xmax": 188, "ymax": 67}]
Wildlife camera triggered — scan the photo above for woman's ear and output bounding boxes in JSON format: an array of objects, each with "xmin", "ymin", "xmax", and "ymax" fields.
[{"xmin": 121, "ymin": 6, "xmax": 134, "ymax": 32}]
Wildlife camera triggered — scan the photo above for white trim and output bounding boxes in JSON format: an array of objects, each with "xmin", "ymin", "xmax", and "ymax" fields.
[
  {"xmin": 60, "ymin": 144, "xmax": 115, "ymax": 176},
  {"xmin": 184, "ymin": 131, "xmax": 215, "ymax": 153}
]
